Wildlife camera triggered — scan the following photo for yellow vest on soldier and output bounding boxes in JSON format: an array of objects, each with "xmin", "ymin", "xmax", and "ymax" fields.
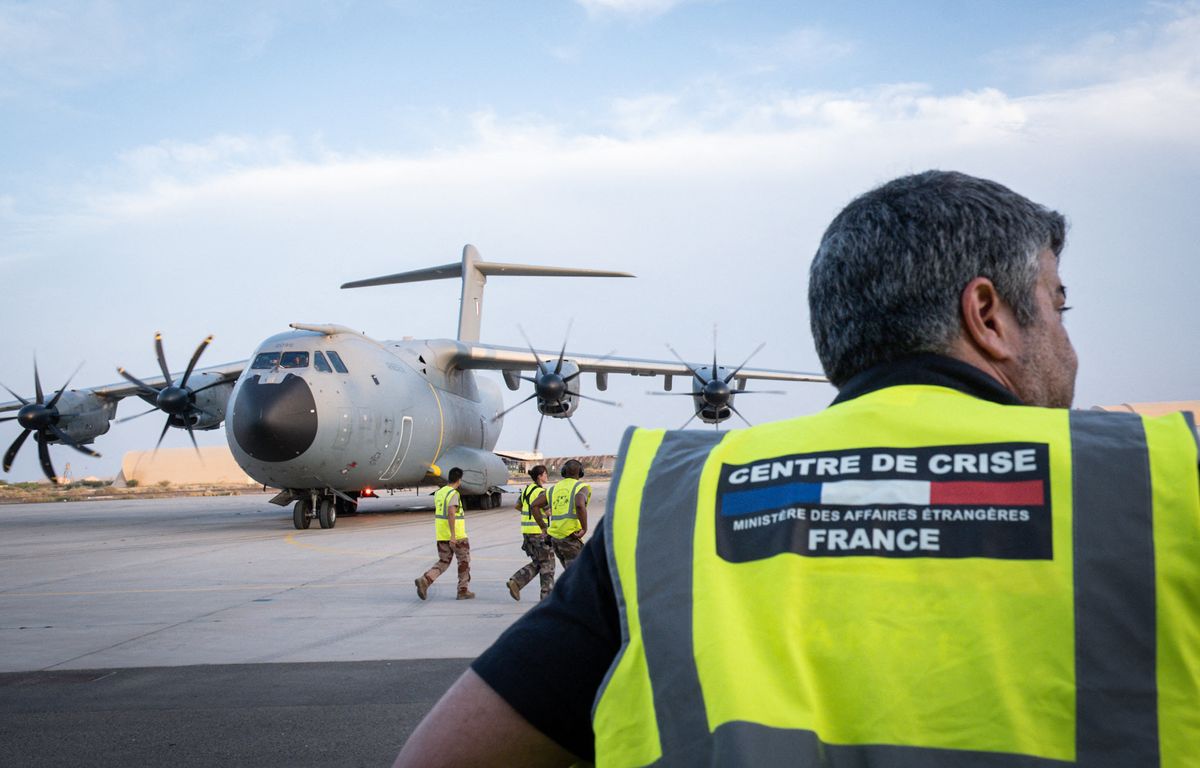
[
  {"xmin": 594, "ymin": 384, "xmax": 1200, "ymax": 767},
  {"xmin": 433, "ymin": 484, "xmax": 465, "ymax": 541},
  {"xmin": 518, "ymin": 483, "xmax": 547, "ymax": 535},
  {"xmin": 548, "ymin": 477, "xmax": 590, "ymax": 539}
]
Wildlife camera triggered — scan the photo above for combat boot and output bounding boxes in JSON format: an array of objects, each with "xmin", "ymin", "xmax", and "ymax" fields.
[
  {"xmin": 457, "ymin": 590, "xmax": 476, "ymax": 600},
  {"xmin": 506, "ymin": 579, "xmax": 521, "ymax": 601},
  {"xmin": 414, "ymin": 576, "xmax": 429, "ymax": 600}
]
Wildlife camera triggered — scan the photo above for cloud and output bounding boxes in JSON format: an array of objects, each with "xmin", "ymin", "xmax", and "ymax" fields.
[
  {"xmin": 3, "ymin": 3, "xmax": 1199, "ymax": 480},
  {"xmin": 1003, "ymin": 1, "xmax": 1200, "ymax": 89},
  {"xmin": 719, "ymin": 26, "xmax": 856, "ymax": 74},
  {"xmin": 576, "ymin": 0, "xmax": 694, "ymax": 20}
]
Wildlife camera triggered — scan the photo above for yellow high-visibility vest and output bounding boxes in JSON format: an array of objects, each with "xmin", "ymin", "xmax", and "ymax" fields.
[
  {"xmin": 519, "ymin": 483, "xmax": 547, "ymax": 534},
  {"xmin": 548, "ymin": 477, "xmax": 590, "ymax": 539},
  {"xmin": 594, "ymin": 384, "xmax": 1200, "ymax": 767},
  {"xmin": 433, "ymin": 484, "xmax": 465, "ymax": 541}
]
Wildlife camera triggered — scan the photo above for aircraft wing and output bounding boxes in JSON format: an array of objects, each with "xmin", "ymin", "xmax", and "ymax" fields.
[
  {"xmin": 0, "ymin": 360, "xmax": 246, "ymax": 414},
  {"xmin": 448, "ymin": 342, "xmax": 827, "ymax": 387}
]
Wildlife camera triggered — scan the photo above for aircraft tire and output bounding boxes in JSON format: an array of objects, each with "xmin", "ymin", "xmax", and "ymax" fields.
[
  {"xmin": 293, "ymin": 499, "xmax": 312, "ymax": 530},
  {"xmin": 317, "ymin": 498, "xmax": 337, "ymax": 529}
]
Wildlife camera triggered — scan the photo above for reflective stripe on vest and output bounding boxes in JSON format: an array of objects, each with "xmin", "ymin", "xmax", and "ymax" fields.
[
  {"xmin": 520, "ymin": 484, "xmax": 546, "ymax": 534},
  {"xmin": 594, "ymin": 388, "xmax": 1200, "ymax": 767},
  {"xmin": 549, "ymin": 478, "xmax": 589, "ymax": 539},
  {"xmin": 434, "ymin": 485, "xmax": 465, "ymax": 541}
]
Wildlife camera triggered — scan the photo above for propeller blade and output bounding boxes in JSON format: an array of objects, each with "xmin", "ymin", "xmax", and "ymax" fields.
[
  {"xmin": 33, "ymin": 358, "xmax": 44, "ymax": 404},
  {"xmin": 533, "ymin": 413, "xmax": 546, "ymax": 453},
  {"xmin": 184, "ymin": 422, "xmax": 201, "ymax": 458},
  {"xmin": 518, "ymin": 375, "xmax": 541, "ymax": 386},
  {"xmin": 154, "ymin": 417, "xmax": 172, "ymax": 454},
  {"xmin": 0, "ymin": 415, "xmax": 19, "ymax": 423},
  {"xmin": 179, "ymin": 335, "xmax": 213, "ymax": 389},
  {"xmin": 0, "ymin": 381, "xmax": 30, "ymax": 406},
  {"xmin": 44, "ymin": 361, "xmax": 85, "ymax": 410},
  {"xmin": 3, "ymin": 429, "xmax": 31, "ymax": 472},
  {"xmin": 37, "ymin": 436, "xmax": 58, "ymax": 484},
  {"xmin": 562, "ymin": 351, "xmax": 618, "ymax": 386},
  {"xmin": 191, "ymin": 378, "xmax": 230, "ymax": 395},
  {"xmin": 731, "ymin": 389, "xmax": 787, "ymax": 396},
  {"xmin": 115, "ymin": 407, "xmax": 160, "ymax": 424},
  {"xmin": 554, "ymin": 320, "xmax": 574, "ymax": 375},
  {"xmin": 492, "ymin": 393, "xmax": 538, "ymax": 423},
  {"xmin": 712, "ymin": 324, "xmax": 719, "ymax": 380},
  {"xmin": 117, "ymin": 367, "xmax": 161, "ymax": 397},
  {"xmin": 677, "ymin": 412, "xmax": 699, "ymax": 430},
  {"xmin": 518, "ymin": 326, "xmax": 548, "ymax": 376},
  {"xmin": 723, "ymin": 342, "xmax": 767, "ymax": 384},
  {"xmin": 665, "ymin": 344, "xmax": 707, "ymax": 386},
  {"xmin": 573, "ymin": 392, "xmax": 621, "ymax": 407},
  {"xmin": 646, "ymin": 391, "xmax": 703, "ymax": 396},
  {"xmin": 728, "ymin": 402, "xmax": 753, "ymax": 428},
  {"xmin": 155, "ymin": 333, "xmax": 173, "ymax": 387},
  {"xmin": 47, "ymin": 425, "xmax": 101, "ymax": 458},
  {"xmin": 564, "ymin": 415, "xmax": 590, "ymax": 450},
  {"xmin": 562, "ymin": 349, "xmax": 619, "ymax": 385}
]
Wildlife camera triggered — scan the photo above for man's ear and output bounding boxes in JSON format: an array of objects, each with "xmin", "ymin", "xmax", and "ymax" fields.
[{"xmin": 960, "ymin": 277, "xmax": 1020, "ymax": 362}]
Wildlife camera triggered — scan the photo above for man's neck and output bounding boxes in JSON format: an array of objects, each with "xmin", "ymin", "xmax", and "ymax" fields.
[{"xmin": 832, "ymin": 352, "xmax": 1023, "ymax": 407}]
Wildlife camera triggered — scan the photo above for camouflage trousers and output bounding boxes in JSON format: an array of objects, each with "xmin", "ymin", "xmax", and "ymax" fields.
[
  {"xmin": 510, "ymin": 534, "xmax": 556, "ymax": 599},
  {"xmin": 550, "ymin": 534, "xmax": 584, "ymax": 568},
  {"xmin": 422, "ymin": 539, "xmax": 471, "ymax": 593}
]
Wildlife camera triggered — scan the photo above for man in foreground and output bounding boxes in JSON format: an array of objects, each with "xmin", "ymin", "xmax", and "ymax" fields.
[
  {"xmin": 396, "ymin": 171, "xmax": 1200, "ymax": 766},
  {"xmin": 413, "ymin": 467, "xmax": 474, "ymax": 600}
]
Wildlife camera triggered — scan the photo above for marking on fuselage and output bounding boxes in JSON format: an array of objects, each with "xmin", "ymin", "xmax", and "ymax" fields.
[{"xmin": 426, "ymin": 378, "xmax": 445, "ymax": 463}]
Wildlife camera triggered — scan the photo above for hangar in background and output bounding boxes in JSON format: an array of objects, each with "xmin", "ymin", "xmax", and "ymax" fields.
[{"xmin": 113, "ymin": 446, "xmax": 258, "ymax": 487}]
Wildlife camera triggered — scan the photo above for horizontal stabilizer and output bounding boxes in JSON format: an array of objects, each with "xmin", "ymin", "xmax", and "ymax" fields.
[
  {"xmin": 340, "ymin": 260, "xmax": 632, "ymax": 289},
  {"xmin": 340, "ymin": 244, "xmax": 634, "ymax": 342}
]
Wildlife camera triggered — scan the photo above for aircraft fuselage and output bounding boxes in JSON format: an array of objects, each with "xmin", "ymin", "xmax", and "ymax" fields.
[{"xmin": 225, "ymin": 327, "xmax": 505, "ymax": 495}]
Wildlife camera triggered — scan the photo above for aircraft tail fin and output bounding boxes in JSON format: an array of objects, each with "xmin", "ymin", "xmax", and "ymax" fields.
[{"xmin": 341, "ymin": 245, "xmax": 633, "ymax": 343}]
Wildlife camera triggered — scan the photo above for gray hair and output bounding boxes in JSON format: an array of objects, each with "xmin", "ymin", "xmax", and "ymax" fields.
[{"xmin": 808, "ymin": 170, "xmax": 1066, "ymax": 387}]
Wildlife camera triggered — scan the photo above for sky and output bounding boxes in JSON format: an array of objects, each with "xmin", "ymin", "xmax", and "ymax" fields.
[{"xmin": 1, "ymin": 0, "xmax": 1198, "ymax": 482}]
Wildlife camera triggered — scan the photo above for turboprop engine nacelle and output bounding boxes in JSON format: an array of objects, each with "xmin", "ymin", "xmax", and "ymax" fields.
[
  {"xmin": 691, "ymin": 364, "xmax": 735, "ymax": 424},
  {"xmin": 51, "ymin": 391, "xmax": 118, "ymax": 444},
  {"xmin": 183, "ymin": 373, "xmax": 234, "ymax": 430},
  {"xmin": 537, "ymin": 359, "xmax": 580, "ymax": 419}
]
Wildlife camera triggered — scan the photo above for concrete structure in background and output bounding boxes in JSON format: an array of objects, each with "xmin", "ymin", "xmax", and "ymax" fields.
[{"xmin": 113, "ymin": 445, "xmax": 258, "ymax": 487}]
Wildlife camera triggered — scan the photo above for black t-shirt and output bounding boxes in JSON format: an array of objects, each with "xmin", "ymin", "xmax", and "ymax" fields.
[{"xmin": 471, "ymin": 354, "xmax": 1021, "ymax": 760}]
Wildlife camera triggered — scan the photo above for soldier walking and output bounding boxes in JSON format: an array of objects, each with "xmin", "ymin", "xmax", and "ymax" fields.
[
  {"xmin": 414, "ymin": 467, "xmax": 474, "ymax": 600},
  {"xmin": 505, "ymin": 464, "xmax": 555, "ymax": 601}
]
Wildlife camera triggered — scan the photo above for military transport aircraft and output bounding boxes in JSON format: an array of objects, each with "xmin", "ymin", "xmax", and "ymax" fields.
[{"xmin": 1, "ymin": 245, "xmax": 826, "ymax": 529}]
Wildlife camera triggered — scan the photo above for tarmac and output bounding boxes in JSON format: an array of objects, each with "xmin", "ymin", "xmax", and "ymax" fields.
[{"xmin": 0, "ymin": 485, "xmax": 610, "ymax": 767}]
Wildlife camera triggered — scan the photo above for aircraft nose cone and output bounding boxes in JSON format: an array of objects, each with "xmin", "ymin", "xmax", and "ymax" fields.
[{"xmin": 232, "ymin": 374, "xmax": 318, "ymax": 462}]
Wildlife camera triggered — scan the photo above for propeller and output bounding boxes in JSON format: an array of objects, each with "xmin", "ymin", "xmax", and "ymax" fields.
[
  {"xmin": 116, "ymin": 333, "xmax": 221, "ymax": 455},
  {"xmin": 1, "ymin": 359, "xmax": 100, "ymax": 484},
  {"xmin": 491, "ymin": 322, "xmax": 620, "ymax": 451},
  {"xmin": 650, "ymin": 326, "xmax": 785, "ymax": 429}
]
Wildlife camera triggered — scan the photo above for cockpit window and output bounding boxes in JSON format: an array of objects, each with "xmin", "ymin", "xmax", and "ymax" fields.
[
  {"xmin": 313, "ymin": 351, "xmax": 332, "ymax": 373},
  {"xmin": 327, "ymin": 351, "xmax": 349, "ymax": 373},
  {"xmin": 251, "ymin": 352, "xmax": 281, "ymax": 370},
  {"xmin": 280, "ymin": 351, "xmax": 309, "ymax": 369}
]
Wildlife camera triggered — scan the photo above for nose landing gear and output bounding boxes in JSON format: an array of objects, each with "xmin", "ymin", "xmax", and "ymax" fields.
[{"xmin": 291, "ymin": 491, "xmax": 358, "ymax": 530}]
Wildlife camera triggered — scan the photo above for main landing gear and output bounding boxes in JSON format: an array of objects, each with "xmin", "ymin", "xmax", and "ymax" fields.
[
  {"xmin": 463, "ymin": 490, "xmax": 504, "ymax": 510},
  {"xmin": 292, "ymin": 491, "xmax": 359, "ymax": 530}
]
